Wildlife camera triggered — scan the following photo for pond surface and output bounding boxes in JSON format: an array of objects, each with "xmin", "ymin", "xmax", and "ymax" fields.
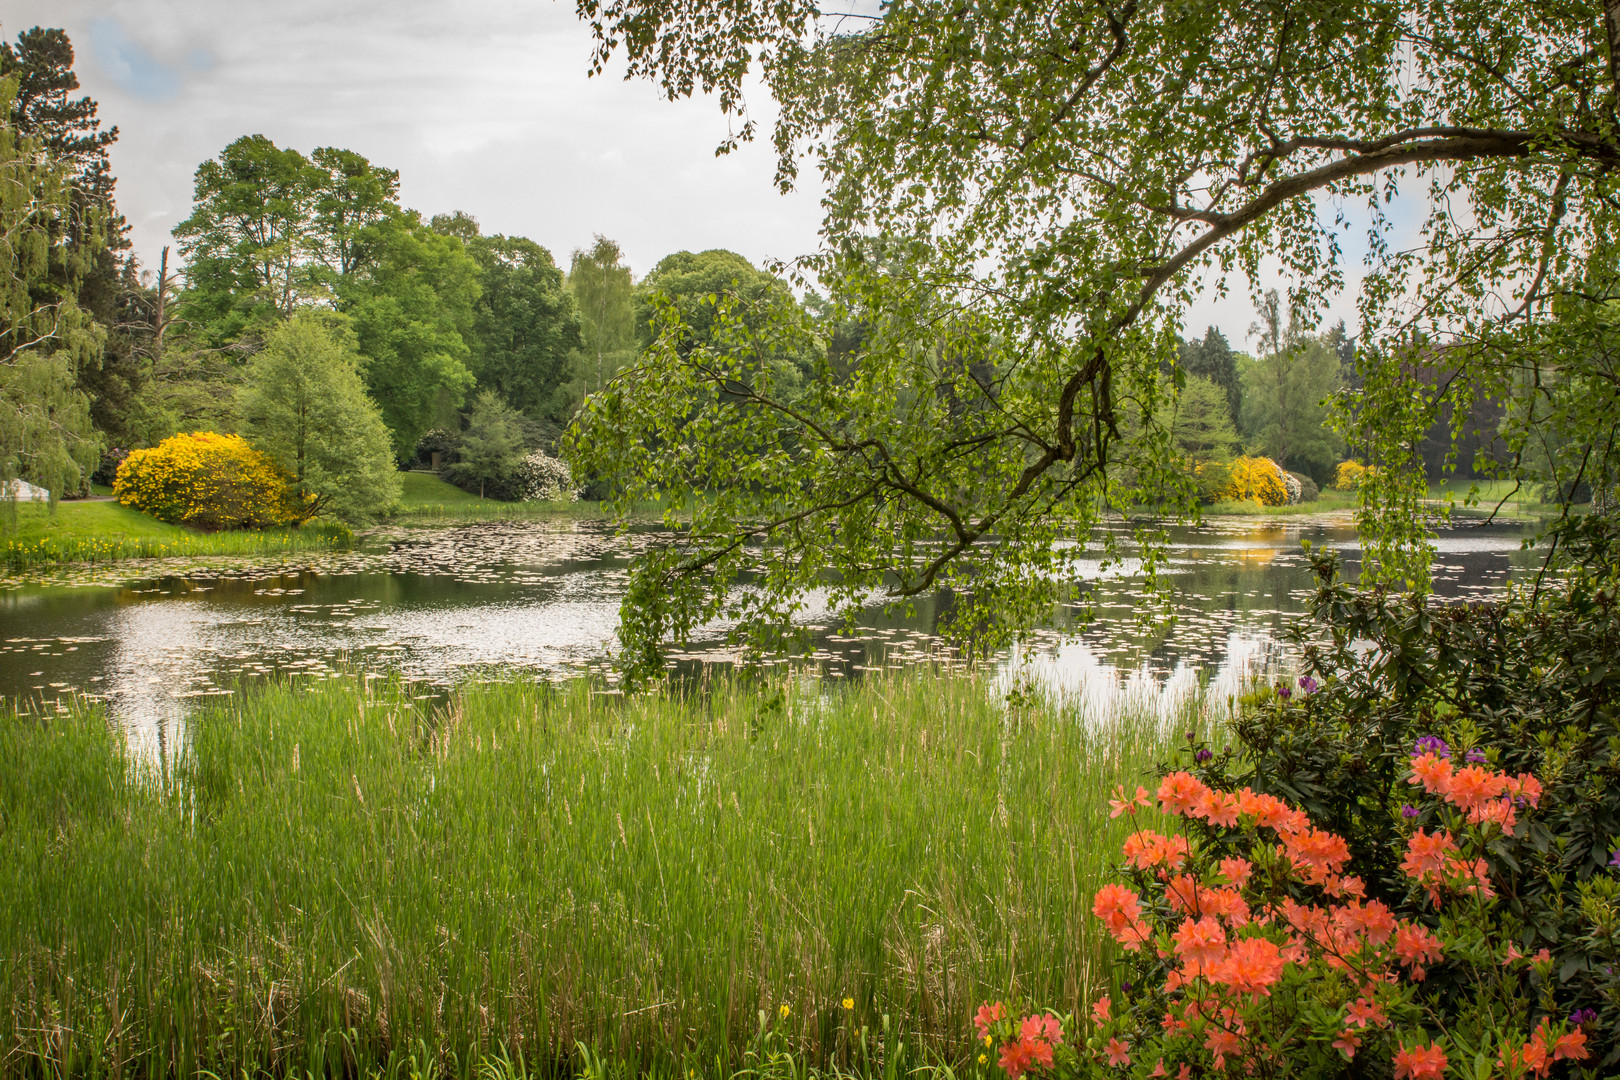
[{"xmin": 0, "ymin": 512, "xmax": 1537, "ymax": 745}]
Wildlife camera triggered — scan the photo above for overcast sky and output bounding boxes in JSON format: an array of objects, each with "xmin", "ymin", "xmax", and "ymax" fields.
[{"xmin": 4, "ymin": 0, "xmax": 1377, "ymax": 348}]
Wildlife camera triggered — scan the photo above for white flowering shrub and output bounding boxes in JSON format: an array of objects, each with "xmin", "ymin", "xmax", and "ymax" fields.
[{"xmin": 514, "ymin": 451, "xmax": 578, "ymax": 502}]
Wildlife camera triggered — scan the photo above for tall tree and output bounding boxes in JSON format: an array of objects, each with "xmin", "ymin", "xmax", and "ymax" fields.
[
  {"xmin": 1179, "ymin": 327, "xmax": 1240, "ymax": 427},
  {"xmin": 307, "ymin": 147, "xmax": 400, "ymax": 281},
  {"xmin": 444, "ymin": 389, "xmax": 526, "ymax": 499},
  {"xmin": 430, "ymin": 215, "xmax": 583, "ymax": 426},
  {"xmin": 238, "ymin": 314, "xmax": 400, "ymax": 523},
  {"xmin": 3, "ymin": 26, "xmax": 131, "ymax": 437},
  {"xmin": 1166, "ymin": 374, "xmax": 1240, "ymax": 466},
  {"xmin": 173, "ymin": 135, "xmax": 318, "ymax": 339},
  {"xmin": 340, "ymin": 212, "xmax": 480, "ymax": 457},
  {"xmin": 567, "ymin": 236, "xmax": 636, "ymax": 397},
  {"xmin": 1242, "ymin": 293, "xmax": 1345, "ymax": 482},
  {"xmin": 0, "ymin": 77, "xmax": 102, "ymax": 504}
]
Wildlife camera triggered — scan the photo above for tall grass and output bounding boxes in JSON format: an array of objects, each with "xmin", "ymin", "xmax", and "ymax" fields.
[
  {"xmin": 0, "ymin": 522, "xmax": 354, "ymax": 572},
  {"xmin": 0, "ymin": 671, "xmax": 1209, "ymax": 1079}
]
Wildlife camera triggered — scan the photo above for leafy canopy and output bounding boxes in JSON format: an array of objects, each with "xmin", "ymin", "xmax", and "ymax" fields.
[
  {"xmin": 568, "ymin": 0, "xmax": 1620, "ymax": 676},
  {"xmin": 237, "ymin": 314, "xmax": 400, "ymax": 524}
]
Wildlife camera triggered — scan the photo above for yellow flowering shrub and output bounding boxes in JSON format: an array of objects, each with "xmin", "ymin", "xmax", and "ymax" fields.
[
  {"xmin": 113, "ymin": 432, "xmax": 302, "ymax": 531},
  {"xmin": 1212, "ymin": 455, "xmax": 1291, "ymax": 505},
  {"xmin": 1335, "ymin": 459, "xmax": 1370, "ymax": 490}
]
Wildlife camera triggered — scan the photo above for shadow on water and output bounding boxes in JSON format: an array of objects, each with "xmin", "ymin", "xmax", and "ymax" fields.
[{"xmin": 0, "ymin": 512, "xmax": 1539, "ymax": 747}]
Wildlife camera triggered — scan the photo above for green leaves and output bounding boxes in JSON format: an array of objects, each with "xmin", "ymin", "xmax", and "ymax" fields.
[{"xmin": 570, "ymin": 0, "xmax": 1620, "ymax": 663}]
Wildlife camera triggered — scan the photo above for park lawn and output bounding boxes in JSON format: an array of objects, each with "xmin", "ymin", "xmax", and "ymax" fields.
[
  {"xmin": 0, "ymin": 498, "xmax": 351, "ymax": 572},
  {"xmin": 393, "ymin": 470, "xmax": 629, "ymax": 521},
  {"xmin": 4, "ymin": 499, "xmax": 192, "ymax": 544}
]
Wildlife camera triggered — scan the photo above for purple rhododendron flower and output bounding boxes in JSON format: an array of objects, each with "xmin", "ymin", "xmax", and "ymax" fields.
[
  {"xmin": 1412, "ymin": 735, "xmax": 1451, "ymax": 759},
  {"xmin": 1611, "ymin": 849, "xmax": 1620, "ymax": 868},
  {"xmin": 1401, "ymin": 805, "xmax": 1419, "ymax": 819},
  {"xmin": 1570, "ymin": 1008, "xmax": 1599, "ymax": 1026},
  {"xmin": 1195, "ymin": 749, "xmax": 1213, "ymax": 764},
  {"xmin": 1277, "ymin": 686, "xmax": 1292, "ymax": 700},
  {"xmin": 1298, "ymin": 675, "xmax": 1319, "ymax": 694},
  {"xmin": 1465, "ymin": 748, "xmax": 1486, "ymax": 764}
]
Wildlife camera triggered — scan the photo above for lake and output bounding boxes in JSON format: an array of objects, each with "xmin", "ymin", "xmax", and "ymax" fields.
[{"xmin": 0, "ymin": 511, "xmax": 1537, "ymax": 748}]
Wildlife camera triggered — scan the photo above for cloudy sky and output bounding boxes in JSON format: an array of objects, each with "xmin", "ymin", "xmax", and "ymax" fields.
[{"xmin": 6, "ymin": 0, "xmax": 1376, "ymax": 346}]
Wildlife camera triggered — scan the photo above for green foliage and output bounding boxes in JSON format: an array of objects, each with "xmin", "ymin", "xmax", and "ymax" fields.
[
  {"xmin": 0, "ymin": 75, "xmax": 102, "ymax": 508},
  {"xmin": 238, "ymin": 314, "xmax": 400, "ymax": 523},
  {"xmin": 173, "ymin": 134, "xmax": 323, "ymax": 339},
  {"xmin": 462, "ymin": 229, "xmax": 583, "ymax": 424},
  {"xmin": 1179, "ymin": 327, "xmax": 1240, "ymax": 424},
  {"xmin": 1229, "ymin": 518, "xmax": 1620, "ymax": 1065},
  {"xmin": 341, "ymin": 212, "xmax": 480, "ymax": 457},
  {"xmin": 563, "ymin": 234, "xmax": 638, "ymax": 413},
  {"xmin": 442, "ymin": 389, "xmax": 527, "ymax": 499},
  {"xmin": 571, "ymin": 0, "xmax": 1620, "ymax": 651},
  {"xmin": 1165, "ymin": 374, "xmax": 1239, "ymax": 466},
  {"xmin": 1241, "ymin": 291, "xmax": 1345, "ymax": 483}
]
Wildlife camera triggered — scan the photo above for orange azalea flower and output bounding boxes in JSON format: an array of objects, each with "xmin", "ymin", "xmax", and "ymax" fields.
[
  {"xmin": 1103, "ymin": 1038, "xmax": 1131, "ymax": 1068},
  {"xmin": 974, "ymin": 1002, "xmax": 1006, "ymax": 1038},
  {"xmin": 1392, "ymin": 923, "xmax": 1443, "ymax": 975},
  {"xmin": 1193, "ymin": 788, "xmax": 1242, "ymax": 827},
  {"xmin": 1157, "ymin": 772, "xmax": 1209, "ymax": 816},
  {"xmin": 1336, "ymin": 899, "xmax": 1398, "ymax": 945},
  {"xmin": 1444, "ymin": 764, "xmax": 1507, "ymax": 814},
  {"xmin": 1172, "ymin": 916, "xmax": 1227, "ymax": 964},
  {"xmin": 1553, "ymin": 1028, "xmax": 1590, "ymax": 1061},
  {"xmin": 1211, "ymin": 936, "xmax": 1286, "ymax": 996},
  {"xmin": 1218, "ymin": 856, "xmax": 1252, "ymax": 888},
  {"xmin": 1092, "ymin": 883, "xmax": 1141, "ymax": 931},
  {"xmin": 1505, "ymin": 772, "xmax": 1543, "ymax": 806},
  {"xmin": 1021, "ymin": 1014, "xmax": 1063, "ymax": 1048},
  {"xmin": 1332, "ymin": 1027, "xmax": 1362, "ymax": 1059},
  {"xmin": 1091, "ymin": 996, "xmax": 1111, "ymax": 1024},
  {"xmin": 1203, "ymin": 1028, "xmax": 1240, "ymax": 1070},
  {"xmin": 1400, "ymin": 828, "xmax": 1459, "ymax": 880},
  {"xmin": 1392, "ymin": 1041, "xmax": 1447, "ymax": 1079},
  {"xmin": 1408, "ymin": 751, "xmax": 1453, "ymax": 794},
  {"xmin": 998, "ymin": 1039, "xmax": 1035, "ymax": 1079},
  {"xmin": 1148, "ymin": 1060, "xmax": 1166, "ymax": 1079},
  {"xmin": 1345, "ymin": 997, "xmax": 1388, "ymax": 1029},
  {"xmin": 1108, "ymin": 785, "xmax": 1153, "ymax": 818}
]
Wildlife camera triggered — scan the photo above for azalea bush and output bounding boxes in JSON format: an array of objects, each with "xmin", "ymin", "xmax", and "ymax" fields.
[
  {"xmin": 976, "ymin": 516, "xmax": 1620, "ymax": 1078},
  {"xmin": 1334, "ymin": 460, "xmax": 1369, "ymax": 491},
  {"xmin": 1211, "ymin": 457, "xmax": 1291, "ymax": 506},
  {"xmin": 980, "ymin": 755, "xmax": 1590, "ymax": 1078},
  {"xmin": 113, "ymin": 432, "xmax": 302, "ymax": 530}
]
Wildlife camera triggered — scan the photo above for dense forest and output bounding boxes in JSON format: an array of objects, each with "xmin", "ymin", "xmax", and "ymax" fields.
[{"xmin": 2, "ymin": 25, "xmax": 1493, "ymax": 524}]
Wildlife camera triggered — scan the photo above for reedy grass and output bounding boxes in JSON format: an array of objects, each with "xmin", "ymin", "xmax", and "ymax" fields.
[{"xmin": 0, "ymin": 671, "xmax": 1209, "ymax": 1080}]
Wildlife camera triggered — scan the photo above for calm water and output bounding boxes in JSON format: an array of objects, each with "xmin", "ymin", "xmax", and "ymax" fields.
[{"xmin": 0, "ymin": 512, "xmax": 1536, "ymax": 744}]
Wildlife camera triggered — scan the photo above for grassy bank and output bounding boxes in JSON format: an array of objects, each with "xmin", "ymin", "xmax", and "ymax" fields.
[
  {"xmin": 391, "ymin": 472, "xmax": 606, "ymax": 522},
  {"xmin": 1202, "ymin": 489, "xmax": 1357, "ymax": 516},
  {"xmin": 0, "ymin": 500, "xmax": 352, "ymax": 572},
  {"xmin": 0, "ymin": 672, "xmax": 1199, "ymax": 1080}
]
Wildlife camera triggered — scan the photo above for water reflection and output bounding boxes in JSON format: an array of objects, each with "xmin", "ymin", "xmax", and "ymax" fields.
[{"xmin": 0, "ymin": 512, "xmax": 1537, "ymax": 745}]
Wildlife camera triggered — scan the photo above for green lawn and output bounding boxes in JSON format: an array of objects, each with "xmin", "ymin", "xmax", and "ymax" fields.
[
  {"xmin": 0, "ymin": 499, "xmax": 351, "ymax": 572},
  {"xmin": 394, "ymin": 471, "xmax": 609, "ymax": 521},
  {"xmin": 1202, "ymin": 489, "xmax": 1358, "ymax": 516}
]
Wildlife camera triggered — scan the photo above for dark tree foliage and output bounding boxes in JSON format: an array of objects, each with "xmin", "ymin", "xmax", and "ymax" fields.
[
  {"xmin": 464, "ymin": 233, "xmax": 583, "ymax": 424},
  {"xmin": 1178, "ymin": 327, "xmax": 1240, "ymax": 425},
  {"xmin": 2, "ymin": 26, "xmax": 133, "ymax": 433}
]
